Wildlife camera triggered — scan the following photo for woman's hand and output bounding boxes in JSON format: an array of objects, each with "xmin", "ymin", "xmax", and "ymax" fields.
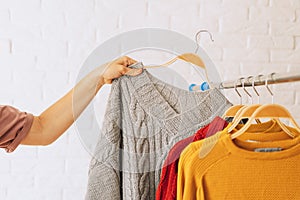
[{"xmin": 101, "ymin": 56, "xmax": 143, "ymax": 84}]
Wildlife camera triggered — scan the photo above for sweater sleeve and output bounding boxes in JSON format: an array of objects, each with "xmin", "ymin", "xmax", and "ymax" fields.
[
  {"xmin": 177, "ymin": 144, "xmax": 199, "ymax": 200},
  {"xmin": 85, "ymin": 81, "xmax": 122, "ymax": 200},
  {"xmin": 0, "ymin": 105, "xmax": 34, "ymax": 153},
  {"xmin": 176, "ymin": 151, "xmax": 186, "ymax": 200}
]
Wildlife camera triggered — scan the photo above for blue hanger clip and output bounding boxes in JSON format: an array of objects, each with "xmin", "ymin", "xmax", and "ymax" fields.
[
  {"xmin": 200, "ymin": 82, "xmax": 210, "ymax": 91},
  {"xmin": 189, "ymin": 82, "xmax": 210, "ymax": 91},
  {"xmin": 189, "ymin": 84, "xmax": 196, "ymax": 91}
]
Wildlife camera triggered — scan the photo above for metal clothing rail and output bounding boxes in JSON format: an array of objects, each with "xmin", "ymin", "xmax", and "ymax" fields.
[
  {"xmin": 215, "ymin": 72, "xmax": 300, "ymax": 90},
  {"xmin": 190, "ymin": 72, "xmax": 300, "ymax": 91}
]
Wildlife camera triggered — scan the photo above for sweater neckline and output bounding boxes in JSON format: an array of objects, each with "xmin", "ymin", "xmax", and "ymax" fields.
[
  {"xmin": 222, "ymin": 130, "xmax": 300, "ymax": 160},
  {"xmin": 121, "ymin": 62, "xmax": 231, "ymax": 133}
]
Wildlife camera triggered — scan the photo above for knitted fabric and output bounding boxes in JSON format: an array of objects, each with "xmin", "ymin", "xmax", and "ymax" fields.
[
  {"xmin": 177, "ymin": 125, "xmax": 300, "ymax": 200},
  {"xmin": 85, "ymin": 62, "xmax": 231, "ymax": 200}
]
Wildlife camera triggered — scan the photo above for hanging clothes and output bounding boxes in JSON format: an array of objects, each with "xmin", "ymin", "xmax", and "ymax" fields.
[
  {"xmin": 156, "ymin": 116, "xmax": 228, "ymax": 200},
  {"xmin": 177, "ymin": 123, "xmax": 300, "ymax": 200},
  {"xmin": 156, "ymin": 118, "xmax": 286, "ymax": 200},
  {"xmin": 85, "ymin": 62, "xmax": 232, "ymax": 200}
]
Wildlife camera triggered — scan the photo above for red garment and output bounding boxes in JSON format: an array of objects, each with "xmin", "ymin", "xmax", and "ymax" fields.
[
  {"xmin": 0, "ymin": 105, "xmax": 34, "ymax": 153},
  {"xmin": 156, "ymin": 117, "xmax": 228, "ymax": 200}
]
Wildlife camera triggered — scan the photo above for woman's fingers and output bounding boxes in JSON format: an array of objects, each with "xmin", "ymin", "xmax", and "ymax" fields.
[
  {"xmin": 101, "ymin": 56, "xmax": 142, "ymax": 84},
  {"xmin": 123, "ymin": 67, "xmax": 143, "ymax": 76},
  {"xmin": 119, "ymin": 56, "xmax": 138, "ymax": 66}
]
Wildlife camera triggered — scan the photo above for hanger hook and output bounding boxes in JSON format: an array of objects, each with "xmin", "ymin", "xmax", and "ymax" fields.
[
  {"xmin": 234, "ymin": 78, "xmax": 243, "ymax": 105},
  {"xmin": 248, "ymin": 75, "xmax": 260, "ymax": 104},
  {"xmin": 194, "ymin": 30, "xmax": 214, "ymax": 53},
  {"xmin": 242, "ymin": 76, "xmax": 253, "ymax": 104},
  {"xmin": 265, "ymin": 73, "xmax": 274, "ymax": 104},
  {"xmin": 257, "ymin": 74, "xmax": 265, "ymax": 104}
]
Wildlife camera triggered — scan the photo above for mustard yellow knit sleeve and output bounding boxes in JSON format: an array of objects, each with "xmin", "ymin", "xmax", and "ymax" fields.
[
  {"xmin": 177, "ymin": 143, "xmax": 200, "ymax": 200},
  {"xmin": 176, "ymin": 156, "xmax": 185, "ymax": 200},
  {"xmin": 177, "ymin": 132, "xmax": 227, "ymax": 200}
]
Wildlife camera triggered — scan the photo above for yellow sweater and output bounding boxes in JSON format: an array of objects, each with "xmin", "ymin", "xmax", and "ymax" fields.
[{"xmin": 177, "ymin": 124, "xmax": 300, "ymax": 200}]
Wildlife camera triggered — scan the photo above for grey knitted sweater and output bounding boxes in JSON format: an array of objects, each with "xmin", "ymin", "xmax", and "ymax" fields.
[{"xmin": 85, "ymin": 62, "xmax": 231, "ymax": 200}]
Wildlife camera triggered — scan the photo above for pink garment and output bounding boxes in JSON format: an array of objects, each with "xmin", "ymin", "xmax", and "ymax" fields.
[{"xmin": 0, "ymin": 105, "xmax": 34, "ymax": 152}]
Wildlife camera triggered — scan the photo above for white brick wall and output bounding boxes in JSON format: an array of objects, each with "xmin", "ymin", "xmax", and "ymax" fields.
[
  {"xmin": 0, "ymin": 9, "xmax": 10, "ymax": 24},
  {"xmin": 248, "ymin": 35, "xmax": 294, "ymax": 49},
  {"xmin": 0, "ymin": 39, "xmax": 11, "ymax": 54},
  {"xmin": 0, "ymin": 0, "xmax": 300, "ymax": 199}
]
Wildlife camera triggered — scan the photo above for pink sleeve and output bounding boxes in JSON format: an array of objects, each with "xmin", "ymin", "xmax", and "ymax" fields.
[{"xmin": 0, "ymin": 105, "xmax": 34, "ymax": 153}]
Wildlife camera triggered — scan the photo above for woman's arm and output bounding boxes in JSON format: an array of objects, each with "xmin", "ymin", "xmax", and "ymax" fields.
[{"xmin": 21, "ymin": 56, "xmax": 141, "ymax": 146}]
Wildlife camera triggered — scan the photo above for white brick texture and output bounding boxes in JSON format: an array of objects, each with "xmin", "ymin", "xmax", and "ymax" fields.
[
  {"xmin": 270, "ymin": 22, "xmax": 300, "ymax": 35},
  {"xmin": 0, "ymin": 189, "xmax": 6, "ymax": 200},
  {"xmin": 249, "ymin": 6, "xmax": 296, "ymax": 22},
  {"xmin": 271, "ymin": 49, "xmax": 300, "ymax": 63},
  {"xmin": 0, "ymin": 0, "xmax": 300, "ymax": 199},
  {"xmin": 296, "ymin": 36, "xmax": 300, "ymax": 49},
  {"xmin": 270, "ymin": 0, "xmax": 300, "ymax": 8},
  {"xmin": 248, "ymin": 36, "xmax": 294, "ymax": 49},
  {"xmin": 223, "ymin": 20, "xmax": 269, "ymax": 35},
  {"xmin": 297, "ymin": 90, "xmax": 300, "ymax": 104},
  {"xmin": 222, "ymin": 0, "xmax": 269, "ymax": 6},
  {"xmin": 0, "ymin": 9, "xmax": 10, "ymax": 24},
  {"xmin": 223, "ymin": 48, "xmax": 269, "ymax": 62},
  {"xmin": 0, "ymin": 39, "xmax": 11, "ymax": 54},
  {"xmin": 297, "ymin": 9, "xmax": 300, "ymax": 21},
  {"xmin": 200, "ymin": 3, "xmax": 248, "ymax": 22},
  {"xmin": 0, "ymin": 160, "xmax": 10, "ymax": 173}
]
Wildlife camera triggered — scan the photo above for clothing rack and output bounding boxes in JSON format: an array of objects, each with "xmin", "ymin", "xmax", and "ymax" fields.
[
  {"xmin": 217, "ymin": 72, "xmax": 300, "ymax": 89},
  {"xmin": 190, "ymin": 72, "xmax": 300, "ymax": 91}
]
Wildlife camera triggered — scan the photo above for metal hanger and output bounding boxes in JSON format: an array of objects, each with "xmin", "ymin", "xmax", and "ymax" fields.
[
  {"xmin": 227, "ymin": 77, "xmax": 258, "ymax": 131},
  {"xmin": 263, "ymin": 73, "xmax": 295, "ymax": 136},
  {"xmin": 227, "ymin": 74, "xmax": 267, "ymax": 131},
  {"xmin": 242, "ymin": 77, "xmax": 252, "ymax": 104},
  {"xmin": 249, "ymin": 75, "xmax": 262, "ymax": 124},
  {"xmin": 222, "ymin": 78, "xmax": 244, "ymax": 119},
  {"xmin": 228, "ymin": 74, "xmax": 274, "ymax": 133},
  {"xmin": 194, "ymin": 30, "xmax": 214, "ymax": 54},
  {"xmin": 265, "ymin": 72, "xmax": 275, "ymax": 104},
  {"xmin": 228, "ymin": 74, "xmax": 277, "ymax": 133},
  {"xmin": 251, "ymin": 75, "xmax": 261, "ymax": 104}
]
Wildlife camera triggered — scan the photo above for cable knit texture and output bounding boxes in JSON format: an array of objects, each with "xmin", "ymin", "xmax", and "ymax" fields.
[{"xmin": 85, "ymin": 62, "xmax": 232, "ymax": 200}]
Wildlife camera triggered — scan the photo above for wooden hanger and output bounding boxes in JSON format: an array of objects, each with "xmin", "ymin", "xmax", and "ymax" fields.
[
  {"xmin": 228, "ymin": 75, "xmax": 299, "ymax": 138},
  {"xmin": 227, "ymin": 77, "xmax": 262, "ymax": 128},
  {"xmin": 143, "ymin": 30, "xmax": 214, "ymax": 86},
  {"xmin": 143, "ymin": 53, "xmax": 205, "ymax": 70},
  {"xmin": 230, "ymin": 104, "xmax": 300, "ymax": 139},
  {"xmin": 143, "ymin": 53, "xmax": 209, "ymax": 83},
  {"xmin": 227, "ymin": 104, "xmax": 260, "ymax": 132},
  {"xmin": 222, "ymin": 105, "xmax": 244, "ymax": 119},
  {"xmin": 226, "ymin": 74, "xmax": 276, "ymax": 129}
]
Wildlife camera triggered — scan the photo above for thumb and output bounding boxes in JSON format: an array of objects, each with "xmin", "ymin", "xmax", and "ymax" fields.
[{"xmin": 123, "ymin": 67, "xmax": 143, "ymax": 76}]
